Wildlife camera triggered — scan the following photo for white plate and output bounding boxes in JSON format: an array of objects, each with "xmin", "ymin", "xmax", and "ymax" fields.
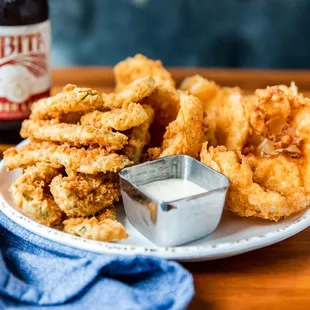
[{"xmin": 1, "ymin": 142, "xmax": 310, "ymax": 261}]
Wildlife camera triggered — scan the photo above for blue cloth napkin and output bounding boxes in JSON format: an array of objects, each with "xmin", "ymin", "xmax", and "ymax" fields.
[{"xmin": 0, "ymin": 211, "xmax": 194, "ymax": 310}]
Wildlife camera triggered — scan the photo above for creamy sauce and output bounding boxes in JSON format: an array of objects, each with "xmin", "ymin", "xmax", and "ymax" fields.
[{"xmin": 140, "ymin": 178, "xmax": 207, "ymax": 201}]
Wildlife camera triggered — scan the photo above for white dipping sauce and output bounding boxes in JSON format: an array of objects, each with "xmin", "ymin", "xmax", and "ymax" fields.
[{"xmin": 140, "ymin": 178, "xmax": 207, "ymax": 201}]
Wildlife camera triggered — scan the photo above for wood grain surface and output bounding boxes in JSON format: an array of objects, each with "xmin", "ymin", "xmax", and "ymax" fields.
[{"xmin": 2, "ymin": 67, "xmax": 310, "ymax": 310}]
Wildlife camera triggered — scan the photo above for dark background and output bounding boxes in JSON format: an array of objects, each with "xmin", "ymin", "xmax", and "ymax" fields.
[{"xmin": 50, "ymin": 0, "xmax": 310, "ymax": 68}]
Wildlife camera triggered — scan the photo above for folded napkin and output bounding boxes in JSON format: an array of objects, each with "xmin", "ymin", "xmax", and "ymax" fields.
[{"xmin": 0, "ymin": 211, "xmax": 194, "ymax": 310}]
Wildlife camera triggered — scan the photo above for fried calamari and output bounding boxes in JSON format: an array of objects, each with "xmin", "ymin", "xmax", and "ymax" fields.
[
  {"xmin": 148, "ymin": 91, "xmax": 204, "ymax": 159},
  {"xmin": 181, "ymin": 75, "xmax": 251, "ymax": 151},
  {"xmin": 114, "ymin": 54, "xmax": 179, "ymax": 128},
  {"xmin": 114, "ymin": 53, "xmax": 176, "ymax": 91},
  {"xmin": 200, "ymin": 143, "xmax": 310, "ymax": 221}
]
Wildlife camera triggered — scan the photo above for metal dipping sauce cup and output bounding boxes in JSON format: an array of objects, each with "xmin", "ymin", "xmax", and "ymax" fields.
[{"xmin": 119, "ymin": 155, "xmax": 230, "ymax": 247}]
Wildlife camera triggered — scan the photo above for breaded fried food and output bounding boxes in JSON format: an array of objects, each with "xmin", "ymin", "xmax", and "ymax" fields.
[
  {"xmin": 211, "ymin": 88, "xmax": 250, "ymax": 151},
  {"xmin": 80, "ymin": 102, "xmax": 148, "ymax": 131},
  {"xmin": 180, "ymin": 74, "xmax": 219, "ymax": 104},
  {"xmin": 4, "ymin": 142, "xmax": 133, "ymax": 173},
  {"xmin": 244, "ymin": 83, "xmax": 310, "ymax": 157},
  {"xmin": 114, "ymin": 54, "xmax": 179, "ymax": 128},
  {"xmin": 200, "ymin": 143, "xmax": 310, "ymax": 221},
  {"xmin": 102, "ymin": 76, "xmax": 155, "ymax": 110},
  {"xmin": 148, "ymin": 91, "xmax": 204, "ymax": 159},
  {"xmin": 145, "ymin": 83, "xmax": 180, "ymax": 129},
  {"xmin": 123, "ymin": 105, "xmax": 154, "ymax": 163},
  {"xmin": 50, "ymin": 173, "xmax": 120, "ymax": 217},
  {"xmin": 96, "ymin": 205, "xmax": 117, "ymax": 221},
  {"xmin": 180, "ymin": 75, "xmax": 219, "ymax": 146},
  {"xmin": 30, "ymin": 84, "xmax": 104, "ymax": 120},
  {"xmin": 181, "ymin": 75, "xmax": 249, "ymax": 151},
  {"xmin": 63, "ymin": 206, "xmax": 128, "ymax": 242},
  {"xmin": 246, "ymin": 153, "xmax": 309, "ymax": 204},
  {"xmin": 114, "ymin": 53, "xmax": 176, "ymax": 90},
  {"xmin": 21, "ymin": 120, "xmax": 128, "ymax": 151},
  {"xmin": 63, "ymin": 218, "xmax": 128, "ymax": 242},
  {"xmin": 10, "ymin": 162, "xmax": 63, "ymax": 226}
]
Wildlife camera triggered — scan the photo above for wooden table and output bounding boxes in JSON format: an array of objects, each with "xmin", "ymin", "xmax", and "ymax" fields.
[{"xmin": 2, "ymin": 68, "xmax": 310, "ymax": 310}]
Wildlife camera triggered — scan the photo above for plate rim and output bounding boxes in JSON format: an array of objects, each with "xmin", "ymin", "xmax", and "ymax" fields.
[
  {"xmin": 1, "ymin": 141, "xmax": 310, "ymax": 261},
  {"xmin": 1, "ymin": 195, "xmax": 310, "ymax": 260}
]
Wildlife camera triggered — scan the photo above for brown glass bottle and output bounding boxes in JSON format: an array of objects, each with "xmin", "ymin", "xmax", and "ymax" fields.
[{"xmin": 0, "ymin": 0, "xmax": 50, "ymax": 144}]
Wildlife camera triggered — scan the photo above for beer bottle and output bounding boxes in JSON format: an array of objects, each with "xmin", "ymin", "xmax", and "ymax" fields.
[{"xmin": 0, "ymin": 0, "xmax": 50, "ymax": 143}]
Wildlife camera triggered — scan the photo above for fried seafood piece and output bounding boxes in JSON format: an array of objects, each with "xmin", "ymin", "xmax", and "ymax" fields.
[
  {"xmin": 114, "ymin": 53, "xmax": 176, "ymax": 90},
  {"xmin": 102, "ymin": 76, "xmax": 155, "ymax": 110},
  {"xmin": 181, "ymin": 75, "xmax": 250, "ymax": 150},
  {"xmin": 114, "ymin": 54, "xmax": 179, "ymax": 127},
  {"xmin": 30, "ymin": 84, "xmax": 104, "ymax": 120},
  {"xmin": 80, "ymin": 102, "xmax": 148, "ymax": 131},
  {"xmin": 180, "ymin": 74, "xmax": 219, "ymax": 105},
  {"xmin": 147, "ymin": 91, "xmax": 204, "ymax": 159},
  {"xmin": 246, "ymin": 153, "xmax": 309, "ymax": 200},
  {"xmin": 3, "ymin": 142, "xmax": 133, "ymax": 173},
  {"xmin": 63, "ymin": 207, "xmax": 128, "ymax": 242},
  {"xmin": 249, "ymin": 82, "xmax": 309, "ymax": 152},
  {"xmin": 144, "ymin": 83, "xmax": 180, "ymax": 129},
  {"xmin": 210, "ymin": 88, "xmax": 250, "ymax": 151},
  {"xmin": 180, "ymin": 75, "xmax": 219, "ymax": 146},
  {"xmin": 21, "ymin": 120, "xmax": 128, "ymax": 151},
  {"xmin": 123, "ymin": 105, "xmax": 154, "ymax": 163},
  {"xmin": 10, "ymin": 163, "xmax": 63, "ymax": 226},
  {"xmin": 200, "ymin": 143, "xmax": 310, "ymax": 221},
  {"xmin": 50, "ymin": 173, "xmax": 120, "ymax": 217}
]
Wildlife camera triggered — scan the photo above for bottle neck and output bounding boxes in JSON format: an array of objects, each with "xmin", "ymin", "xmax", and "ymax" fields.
[{"xmin": 0, "ymin": 0, "xmax": 48, "ymax": 26}]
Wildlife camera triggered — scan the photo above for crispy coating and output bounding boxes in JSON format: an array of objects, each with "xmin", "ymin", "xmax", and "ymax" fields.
[
  {"xmin": 114, "ymin": 53, "xmax": 175, "ymax": 90},
  {"xmin": 123, "ymin": 105, "xmax": 154, "ymax": 163},
  {"xmin": 181, "ymin": 75, "xmax": 249, "ymax": 151},
  {"xmin": 251, "ymin": 83, "xmax": 307, "ymax": 144},
  {"xmin": 96, "ymin": 205, "xmax": 117, "ymax": 221},
  {"xmin": 180, "ymin": 74, "xmax": 219, "ymax": 104},
  {"xmin": 102, "ymin": 76, "xmax": 155, "ymax": 110},
  {"xmin": 21, "ymin": 120, "xmax": 128, "ymax": 151},
  {"xmin": 114, "ymin": 54, "xmax": 179, "ymax": 128},
  {"xmin": 10, "ymin": 163, "xmax": 63, "ymax": 226},
  {"xmin": 213, "ymin": 88, "xmax": 250, "ymax": 151},
  {"xmin": 50, "ymin": 173, "xmax": 120, "ymax": 217},
  {"xmin": 244, "ymin": 83, "xmax": 310, "ymax": 158},
  {"xmin": 80, "ymin": 102, "xmax": 148, "ymax": 131},
  {"xmin": 144, "ymin": 83, "xmax": 180, "ymax": 128},
  {"xmin": 30, "ymin": 84, "xmax": 104, "ymax": 120},
  {"xmin": 4, "ymin": 142, "xmax": 133, "ymax": 173},
  {"xmin": 180, "ymin": 75, "xmax": 219, "ymax": 146},
  {"xmin": 63, "ymin": 207, "xmax": 128, "ymax": 242},
  {"xmin": 200, "ymin": 143, "xmax": 310, "ymax": 221},
  {"xmin": 148, "ymin": 91, "xmax": 204, "ymax": 159},
  {"xmin": 59, "ymin": 112, "xmax": 83, "ymax": 124}
]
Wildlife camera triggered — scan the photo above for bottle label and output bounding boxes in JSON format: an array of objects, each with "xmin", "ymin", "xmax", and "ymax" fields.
[{"xmin": 0, "ymin": 20, "xmax": 51, "ymax": 120}]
